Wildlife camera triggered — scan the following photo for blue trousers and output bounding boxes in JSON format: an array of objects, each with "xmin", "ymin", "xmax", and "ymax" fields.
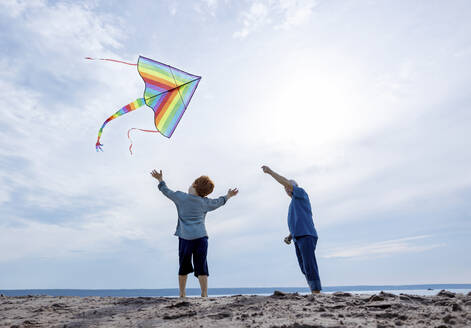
[
  {"xmin": 178, "ymin": 237, "xmax": 209, "ymax": 277},
  {"xmin": 294, "ymin": 235, "xmax": 322, "ymax": 291}
]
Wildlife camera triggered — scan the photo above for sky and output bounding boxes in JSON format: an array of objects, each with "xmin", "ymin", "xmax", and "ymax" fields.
[{"xmin": 0, "ymin": 0, "xmax": 470, "ymax": 289}]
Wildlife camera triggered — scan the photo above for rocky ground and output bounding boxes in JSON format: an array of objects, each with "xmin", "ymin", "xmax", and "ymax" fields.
[{"xmin": 0, "ymin": 290, "xmax": 470, "ymax": 327}]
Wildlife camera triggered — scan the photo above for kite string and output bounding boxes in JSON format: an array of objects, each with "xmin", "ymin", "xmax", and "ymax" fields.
[
  {"xmin": 127, "ymin": 128, "xmax": 159, "ymax": 155},
  {"xmin": 85, "ymin": 57, "xmax": 137, "ymax": 66}
]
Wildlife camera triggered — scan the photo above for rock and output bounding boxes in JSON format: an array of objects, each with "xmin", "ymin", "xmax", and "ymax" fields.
[
  {"xmin": 364, "ymin": 302, "xmax": 393, "ymax": 309},
  {"xmin": 399, "ymin": 295, "xmax": 412, "ymax": 302},
  {"xmin": 375, "ymin": 312, "xmax": 398, "ymax": 319},
  {"xmin": 208, "ymin": 311, "xmax": 232, "ymax": 319},
  {"xmin": 379, "ymin": 291, "xmax": 397, "ymax": 298},
  {"xmin": 332, "ymin": 291, "xmax": 352, "ymax": 297},
  {"xmin": 115, "ymin": 297, "xmax": 166, "ymax": 306},
  {"xmin": 306, "ymin": 294, "xmax": 317, "ymax": 302},
  {"xmin": 376, "ymin": 324, "xmax": 392, "ymax": 328},
  {"xmin": 434, "ymin": 300, "xmax": 454, "ymax": 306},
  {"xmin": 438, "ymin": 290, "xmax": 456, "ymax": 298},
  {"xmin": 451, "ymin": 303, "xmax": 462, "ymax": 312},
  {"xmin": 269, "ymin": 324, "xmax": 324, "ymax": 328},
  {"xmin": 51, "ymin": 303, "xmax": 67, "ymax": 308},
  {"xmin": 272, "ymin": 290, "xmax": 286, "ymax": 297},
  {"xmin": 163, "ymin": 310, "xmax": 196, "ymax": 320},
  {"xmin": 443, "ymin": 314, "xmax": 456, "ymax": 324},
  {"xmin": 22, "ymin": 319, "xmax": 38, "ymax": 326},
  {"xmin": 271, "ymin": 291, "xmax": 300, "ymax": 300},
  {"xmin": 369, "ymin": 295, "xmax": 385, "ymax": 302},
  {"xmin": 320, "ymin": 312, "xmax": 334, "ymax": 318},
  {"xmin": 166, "ymin": 301, "xmax": 190, "ymax": 308}
]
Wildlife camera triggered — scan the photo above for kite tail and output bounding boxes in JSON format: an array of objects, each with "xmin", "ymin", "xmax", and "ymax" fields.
[
  {"xmin": 127, "ymin": 128, "xmax": 159, "ymax": 155},
  {"xmin": 96, "ymin": 98, "xmax": 146, "ymax": 152}
]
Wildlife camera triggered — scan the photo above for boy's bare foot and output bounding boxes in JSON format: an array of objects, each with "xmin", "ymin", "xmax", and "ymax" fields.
[{"xmin": 311, "ymin": 290, "xmax": 321, "ymax": 294}]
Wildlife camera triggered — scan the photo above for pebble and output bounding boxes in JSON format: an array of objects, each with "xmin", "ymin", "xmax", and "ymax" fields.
[{"xmin": 438, "ymin": 290, "xmax": 456, "ymax": 298}]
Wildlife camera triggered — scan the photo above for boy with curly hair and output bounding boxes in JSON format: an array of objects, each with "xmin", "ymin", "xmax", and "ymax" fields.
[{"xmin": 151, "ymin": 169, "xmax": 238, "ymax": 297}]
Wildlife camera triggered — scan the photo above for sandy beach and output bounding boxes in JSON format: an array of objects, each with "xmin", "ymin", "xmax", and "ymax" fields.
[{"xmin": 1, "ymin": 290, "xmax": 470, "ymax": 327}]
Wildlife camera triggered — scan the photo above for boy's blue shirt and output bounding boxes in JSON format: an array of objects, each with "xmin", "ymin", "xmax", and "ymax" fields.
[
  {"xmin": 288, "ymin": 185, "xmax": 318, "ymax": 240},
  {"xmin": 158, "ymin": 181, "xmax": 227, "ymax": 240}
]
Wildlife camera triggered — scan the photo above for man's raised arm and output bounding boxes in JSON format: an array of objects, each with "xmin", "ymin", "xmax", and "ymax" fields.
[{"xmin": 261, "ymin": 165, "xmax": 293, "ymax": 193}]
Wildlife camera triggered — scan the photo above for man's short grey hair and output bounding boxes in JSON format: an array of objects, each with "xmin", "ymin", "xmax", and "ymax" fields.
[{"xmin": 289, "ymin": 179, "xmax": 298, "ymax": 187}]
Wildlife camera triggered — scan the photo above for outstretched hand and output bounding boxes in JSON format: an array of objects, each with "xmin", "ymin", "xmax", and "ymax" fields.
[
  {"xmin": 150, "ymin": 169, "xmax": 163, "ymax": 182},
  {"xmin": 261, "ymin": 165, "xmax": 272, "ymax": 174},
  {"xmin": 227, "ymin": 188, "xmax": 239, "ymax": 199}
]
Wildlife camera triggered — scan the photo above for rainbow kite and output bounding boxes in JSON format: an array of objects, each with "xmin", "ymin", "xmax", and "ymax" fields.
[{"xmin": 88, "ymin": 56, "xmax": 201, "ymax": 153}]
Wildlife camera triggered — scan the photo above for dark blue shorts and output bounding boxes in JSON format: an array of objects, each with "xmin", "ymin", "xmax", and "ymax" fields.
[
  {"xmin": 178, "ymin": 237, "xmax": 209, "ymax": 277},
  {"xmin": 294, "ymin": 235, "xmax": 322, "ymax": 291}
]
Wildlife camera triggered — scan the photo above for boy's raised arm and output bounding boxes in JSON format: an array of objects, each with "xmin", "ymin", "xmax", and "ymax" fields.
[
  {"xmin": 204, "ymin": 188, "xmax": 239, "ymax": 212},
  {"xmin": 261, "ymin": 165, "xmax": 293, "ymax": 193},
  {"xmin": 150, "ymin": 169, "xmax": 180, "ymax": 203}
]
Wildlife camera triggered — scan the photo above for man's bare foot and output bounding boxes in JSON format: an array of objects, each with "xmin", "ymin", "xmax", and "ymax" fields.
[{"xmin": 311, "ymin": 290, "xmax": 321, "ymax": 294}]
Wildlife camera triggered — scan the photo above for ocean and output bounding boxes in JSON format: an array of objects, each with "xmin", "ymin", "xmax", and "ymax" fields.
[{"xmin": 1, "ymin": 284, "xmax": 470, "ymax": 297}]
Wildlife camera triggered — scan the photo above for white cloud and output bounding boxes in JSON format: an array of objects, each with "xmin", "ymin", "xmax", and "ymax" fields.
[
  {"xmin": 0, "ymin": 0, "xmax": 43, "ymax": 17},
  {"xmin": 276, "ymin": 0, "xmax": 318, "ymax": 30},
  {"xmin": 194, "ymin": 0, "xmax": 220, "ymax": 17},
  {"xmin": 3, "ymin": 1, "xmax": 122, "ymax": 60},
  {"xmin": 233, "ymin": 0, "xmax": 317, "ymax": 38},
  {"xmin": 233, "ymin": 2, "xmax": 270, "ymax": 39},
  {"xmin": 323, "ymin": 235, "xmax": 445, "ymax": 259}
]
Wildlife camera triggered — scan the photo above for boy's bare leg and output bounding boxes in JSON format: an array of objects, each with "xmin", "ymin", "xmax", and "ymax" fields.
[
  {"xmin": 312, "ymin": 290, "xmax": 320, "ymax": 294},
  {"xmin": 198, "ymin": 275, "xmax": 208, "ymax": 297},
  {"xmin": 178, "ymin": 275, "xmax": 188, "ymax": 298}
]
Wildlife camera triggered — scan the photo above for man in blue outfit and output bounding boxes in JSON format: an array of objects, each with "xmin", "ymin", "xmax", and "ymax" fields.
[{"xmin": 261, "ymin": 165, "xmax": 322, "ymax": 293}]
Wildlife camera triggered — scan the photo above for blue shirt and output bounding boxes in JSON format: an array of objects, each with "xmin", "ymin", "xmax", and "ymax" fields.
[
  {"xmin": 288, "ymin": 185, "xmax": 318, "ymax": 239},
  {"xmin": 158, "ymin": 181, "xmax": 227, "ymax": 240}
]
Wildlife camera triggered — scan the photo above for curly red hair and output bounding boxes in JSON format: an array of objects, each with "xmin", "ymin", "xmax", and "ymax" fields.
[{"xmin": 193, "ymin": 176, "xmax": 214, "ymax": 197}]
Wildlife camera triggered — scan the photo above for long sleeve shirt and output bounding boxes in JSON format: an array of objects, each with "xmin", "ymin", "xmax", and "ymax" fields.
[
  {"xmin": 288, "ymin": 185, "xmax": 318, "ymax": 240},
  {"xmin": 158, "ymin": 181, "xmax": 227, "ymax": 240}
]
